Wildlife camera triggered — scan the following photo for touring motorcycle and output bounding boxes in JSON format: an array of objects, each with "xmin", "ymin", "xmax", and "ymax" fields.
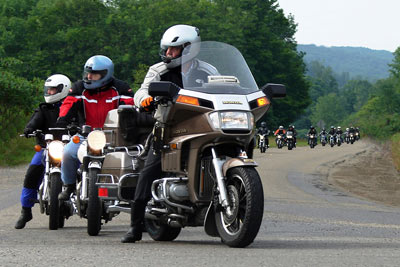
[
  {"xmin": 138, "ymin": 41, "xmax": 286, "ymax": 248},
  {"xmin": 23, "ymin": 128, "xmax": 70, "ymax": 230}
]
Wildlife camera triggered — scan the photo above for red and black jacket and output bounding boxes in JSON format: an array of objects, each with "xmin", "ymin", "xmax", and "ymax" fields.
[{"xmin": 57, "ymin": 78, "xmax": 134, "ymax": 128}]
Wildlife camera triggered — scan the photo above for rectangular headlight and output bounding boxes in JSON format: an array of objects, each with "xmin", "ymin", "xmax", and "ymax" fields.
[{"xmin": 209, "ymin": 111, "xmax": 253, "ymax": 130}]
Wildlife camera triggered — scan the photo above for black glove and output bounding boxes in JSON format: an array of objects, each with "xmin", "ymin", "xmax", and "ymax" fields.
[{"xmin": 23, "ymin": 128, "xmax": 34, "ymax": 138}]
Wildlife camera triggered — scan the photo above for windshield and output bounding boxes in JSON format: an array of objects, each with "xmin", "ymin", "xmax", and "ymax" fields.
[{"xmin": 181, "ymin": 41, "xmax": 259, "ymax": 94}]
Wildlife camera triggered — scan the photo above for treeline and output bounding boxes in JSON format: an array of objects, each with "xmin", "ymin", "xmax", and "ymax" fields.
[
  {"xmin": 298, "ymin": 44, "xmax": 394, "ymax": 82},
  {"xmin": 0, "ymin": 0, "xmax": 310, "ymax": 145},
  {"xmin": 294, "ymin": 48, "xmax": 400, "ymax": 140}
]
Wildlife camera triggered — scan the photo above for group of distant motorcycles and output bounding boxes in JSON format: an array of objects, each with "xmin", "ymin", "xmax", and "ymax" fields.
[{"xmin": 257, "ymin": 127, "xmax": 361, "ymax": 152}]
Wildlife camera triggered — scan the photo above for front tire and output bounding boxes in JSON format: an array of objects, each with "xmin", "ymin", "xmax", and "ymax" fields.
[
  {"xmin": 87, "ymin": 168, "xmax": 102, "ymax": 236},
  {"xmin": 145, "ymin": 219, "xmax": 181, "ymax": 241},
  {"xmin": 215, "ymin": 167, "xmax": 264, "ymax": 248},
  {"xmin": 49, "ymin": 173, "xmax": 62, "ymax": 230}
]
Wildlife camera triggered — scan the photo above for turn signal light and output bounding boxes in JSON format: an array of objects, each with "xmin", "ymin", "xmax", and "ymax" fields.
[
  {"xmin": 34, "ymin": 145, "xmax": 42, "ymax": 152},
  {"xmin": 257, "ymin": 97, "xmax": 269, "ymax": 107},
  {"xmin": 177, "ymin": 95, "xmax": 200, "ymax": 106}
]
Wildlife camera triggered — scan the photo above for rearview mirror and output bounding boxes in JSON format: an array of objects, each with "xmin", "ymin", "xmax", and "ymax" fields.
[{"xmin": 260, "ymin": 83, "xmax": 286, "ymax": 99}]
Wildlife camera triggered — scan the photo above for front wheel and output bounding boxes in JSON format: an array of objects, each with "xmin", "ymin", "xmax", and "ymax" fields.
[
  {"xmin": 87, "ymin": 168, "xmax": 102, "ymax": 236},
  {"xmin": 215, "ymin": 167, "xmax": 264, "ymax": 248},
  {"xmin": 145, "ymin": 219, "xmax": 181, "ymax": 241},
  {"xmin": 49, "ymin": 173, "xmax": 62, "ymax": 230}
]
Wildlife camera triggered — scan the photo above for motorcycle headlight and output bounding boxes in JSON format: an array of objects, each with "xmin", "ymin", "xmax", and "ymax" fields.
[
  {"xmin": 87, "ymin": 130, "xmax": 106, "ymax": 155},
  {"xmin": 209, "ymin": 111, "xmax": 253, "ymax": 131},
  {"xmin": 48, "ymin": 140, "xmax": 64, "ymax": 164}
]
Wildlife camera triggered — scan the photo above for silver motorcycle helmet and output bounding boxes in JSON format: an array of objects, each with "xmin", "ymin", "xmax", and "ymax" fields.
[
  {"xmin": 83, "ymin": 55, "xmax": 114, "ymax": 89},
  {"xmin": 159, "ymin": 24, "xmax": 201, "ymax": 69},
  {"xmin": 43, "ymin": 74, "xmax": 71, "ymax": 104}
]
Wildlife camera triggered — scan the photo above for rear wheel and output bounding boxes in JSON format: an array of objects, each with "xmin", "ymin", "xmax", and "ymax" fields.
[
  {"xmin": 49, "ymin": 173, "xmax": 62, "ymax": 230},
  {"xmin": 145, "ymin": 219, "xmax": 181, "ymax": 241},
  {"xmin": 87, "ymin": 168, "xmax": 102, "ymax": 236},
  {"xmin": 215, "ymin": 167, "xmax": 264, "ymax": 248}
]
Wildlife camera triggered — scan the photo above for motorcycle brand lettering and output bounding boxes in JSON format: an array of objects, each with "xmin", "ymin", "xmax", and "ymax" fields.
[
  {"xmin": 222, "ymin": 101, "xmax": 243, "ymax": 105},
  {"xmin": 174, "ymin": 128, "xmax": 187, "ymax": 134}
]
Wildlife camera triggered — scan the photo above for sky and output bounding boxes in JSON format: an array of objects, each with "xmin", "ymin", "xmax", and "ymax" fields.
[{"xmin": 277, "ymin": 0, "xmax": 400, "ymax": 52}]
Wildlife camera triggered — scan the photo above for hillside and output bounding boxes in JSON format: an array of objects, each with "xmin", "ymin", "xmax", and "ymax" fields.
[{"xmin": 298, "ymin": 44, "xmax": 394, "ymax": 81}]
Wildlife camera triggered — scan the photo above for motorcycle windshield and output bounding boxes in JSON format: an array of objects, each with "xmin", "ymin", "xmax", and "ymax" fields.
[{"xmin": 181, "ymin": 41, "xmax": 259, "ymax": 94}]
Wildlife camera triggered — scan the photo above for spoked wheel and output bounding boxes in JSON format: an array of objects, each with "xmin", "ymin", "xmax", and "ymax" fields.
[
  {"xmin": 145, "ymin": 218, "xmax": 181, "ymax": 241},
  {"xmin": 215, "ymin": 167, "xmax": 264, "ymax": 248},
  {"xmin": 87, "ymin": 168, "xmax": 102, "ymax": 236},
  {"xmin": 49, "ymin": 173, "xmax": 62, "ymax": 230}
]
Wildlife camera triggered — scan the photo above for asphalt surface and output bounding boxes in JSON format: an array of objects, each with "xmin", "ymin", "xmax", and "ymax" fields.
[{"xmin": 1, "ymin": 140, "xmax": 400, "ymax": 267}]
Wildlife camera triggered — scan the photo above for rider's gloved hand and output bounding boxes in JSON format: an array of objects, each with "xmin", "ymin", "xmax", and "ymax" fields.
[
  {"xmin": 23, "ymin": 128, "xmax": 33, "ymax": 138},
  {"xmin": 141, "ymin": 97, "xmax": 154, "ymax": 111}
]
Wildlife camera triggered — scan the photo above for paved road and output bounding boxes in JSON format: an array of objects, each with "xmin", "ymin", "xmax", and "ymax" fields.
[{"xmin": 1, "ymin": 141, "xmax": 400, "ymax": 266}]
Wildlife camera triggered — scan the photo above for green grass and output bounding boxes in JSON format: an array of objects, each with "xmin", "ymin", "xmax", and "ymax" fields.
[
  {"xmin": 391, "ymin": 133, "xmax": 400, "ymax": 172},
  {"xmin": 0, "ymin": 136, "xmax": 36, "ymax": 166}
]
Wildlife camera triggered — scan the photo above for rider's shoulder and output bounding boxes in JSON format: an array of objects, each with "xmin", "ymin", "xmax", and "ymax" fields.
[
  {"xmin": 149, "ymin": 62, "xmax": 168, "ymax": 74},
  {"xmin": 195, "ymin": 59, "xmax": 219, "ymax": 75}
]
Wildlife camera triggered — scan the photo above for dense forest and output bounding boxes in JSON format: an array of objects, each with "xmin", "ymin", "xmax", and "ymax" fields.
[{"xmin": 0, "ymin": 0, "xmax": 399, "ymax": 166}]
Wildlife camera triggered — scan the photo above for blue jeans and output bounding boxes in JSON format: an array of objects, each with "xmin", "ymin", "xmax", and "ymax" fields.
[
  {"xmin": 61, "ymin": 135, "xmax": 83, "ymax": 185},
  {"xmin": 20, "ymin": 150, "xmax": 44, "ymax": 208}
]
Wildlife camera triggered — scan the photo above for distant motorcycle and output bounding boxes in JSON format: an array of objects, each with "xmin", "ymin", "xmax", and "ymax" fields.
[
  {"xmin": 320, "ymin": 134, "xmax": 327, "ymax": 146},
  {"xmin": 336, "ymin": 134, "xmax": 342, "ymax": 146},
  {"xmin": 349, "ymin": 132, "xmax": 355, "ymax": 144},
  {"xmin": 258, "ymin": 133, "xmax": 268, "ymax": 153},
  {"xmin": 345, "ymin": 132, "xmax": 350, "ymax": 144},
  {"xmin": 286, "ymin": 130, "xmax": 294, "ymax": 150},
  {"xmin": 308, "ymin": 134, "xmax": 317, "ymax": 149},
  {"xmin": 329, "ymin": 134, "xmax": 335, "ymax": 147},
  {"xmin": 275, "ymin": 133, "xmax": 285, "ymax": 149}
]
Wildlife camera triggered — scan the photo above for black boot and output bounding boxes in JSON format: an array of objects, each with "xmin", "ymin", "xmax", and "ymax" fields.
[
  {"xmin": 15, "ymin": 207, "xmax": 32, "ymax": 229},
  {"xmin": 121, "ymin": 201, "xmax": 145, "ymax": 243},
  {"xmin": 58, "ymin": 183, "xmax": 76, "ymax": 201},
  {"xmin": 121, "ymin": 226, "xmax": 143, "ymax": 243}
]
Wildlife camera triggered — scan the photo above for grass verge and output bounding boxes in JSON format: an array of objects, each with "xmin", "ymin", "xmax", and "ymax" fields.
[
  {"xmin": 391, "ymin": 133, "xmax": 400, "ymax": 172},
  {"xmin": 0, "ymin": 136, "xmax": 36, "ymax": 166}
]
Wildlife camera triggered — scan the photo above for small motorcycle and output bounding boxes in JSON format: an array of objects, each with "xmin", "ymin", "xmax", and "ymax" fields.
[
  {"xmin": 275, "ymin": 133, "xmax": 285, "ymax": 149},
  {"xmin": 257, "ymin": 133, "xmax": 269, "ymax": 153},
  {"xmin": 140, "ymin": 41, "xmax": 286, "ymax": 247},
  {"xmin": 286, "ymin": 130, "xmax": 294, "ymax": 150},
  {"xmin": 349, "ymin": 132, "xmax": 355, "ymax": 144},
  {"xmin": 308, "ymin": 134, "xmax": 317, "ymax": 148},
  {"xmin": 320, "ymin": 134, "xmax": 327, "ymax": 146},
  {"xmin": 336, "ymin": 134, "xmax": 342, "ymax": 146},
  {"xmin": 329, "ymin": 134, "xmax": 335, "ymax": 147},
  {"xmin": 23, "ymin": 128, "xmax": 70, "ymax": 230}
]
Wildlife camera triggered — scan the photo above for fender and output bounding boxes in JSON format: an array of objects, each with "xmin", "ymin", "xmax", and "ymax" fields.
[
  {"xmin": 88, "ymin": 161, "xmax": 102, "ymax": 170},
  {"xmin": 222, "ymin": 158, "xmax": 258, "ymax": 176}
]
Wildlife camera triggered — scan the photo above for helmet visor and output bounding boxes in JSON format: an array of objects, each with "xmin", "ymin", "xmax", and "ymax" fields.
[
  {"xmin": 83, "ymin": 69, "xmax": 108, "ymax": 83},
  {"xmin": 44, "ymin": 84, "xmax": 64, "ymax": 96}
]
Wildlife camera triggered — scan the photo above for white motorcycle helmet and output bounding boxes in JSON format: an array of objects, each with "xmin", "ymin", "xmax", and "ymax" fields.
[
  {"xmin": 44, "ymin": 74, "xmax": 71, "ymax": 104},
  {"xmin": 159, "ymin": 24, "xmax": 201, "ymax": 69}
]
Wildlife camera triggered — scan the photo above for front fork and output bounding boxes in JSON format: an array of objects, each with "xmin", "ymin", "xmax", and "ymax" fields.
[{"xmin": 211, "ymin": 148, "xmax": 233, "ymax": 217}]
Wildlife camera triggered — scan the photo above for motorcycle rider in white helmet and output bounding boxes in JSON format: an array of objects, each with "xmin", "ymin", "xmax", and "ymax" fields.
[
  {"xmin": 15, "ymin": 74, "xmax": 71, "ymax": 229},
  {"xmin": 122, "ymin": 24, "xmax": 218, "ymax": 243}
]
